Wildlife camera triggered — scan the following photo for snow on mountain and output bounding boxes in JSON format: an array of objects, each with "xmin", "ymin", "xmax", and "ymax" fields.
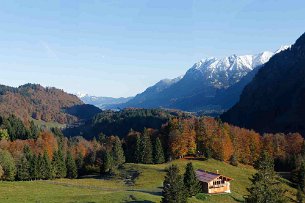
[
  {"xmin": 275, "ymin": 45, "xmax": 291, "ymax": 54},
  {"xmin": 185, "ymin": 46, "xmax": 289, "ymax": 89},
  {"xmin": 76, "ymin": 92, "xmax": 88, "ymax": 98}
]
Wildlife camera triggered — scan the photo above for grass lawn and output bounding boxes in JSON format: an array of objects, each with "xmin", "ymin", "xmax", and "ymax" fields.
[{"xmin": 0, "ymin": 159, "xmax": 296, "ymax": 203}]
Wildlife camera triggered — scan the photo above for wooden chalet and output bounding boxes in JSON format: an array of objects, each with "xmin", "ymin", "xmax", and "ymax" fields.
[{"xmin": 195, "ymin": 169, "xmax": 233, "ymax": 194}]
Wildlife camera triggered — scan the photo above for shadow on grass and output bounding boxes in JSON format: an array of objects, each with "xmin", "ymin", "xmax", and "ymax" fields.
[
  {"xmin": 229, "ymin": 195, "xmax": 244, "ymax": 203},
  {"xmin": 127, "ymin": 189, "xmax": 162, "ymax": 196},
  {"xmin": 125, "ymin": 195, "xmax": 155, "ymax": 203}
]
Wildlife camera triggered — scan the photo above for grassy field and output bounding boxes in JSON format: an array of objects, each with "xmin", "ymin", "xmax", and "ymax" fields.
[
  {"xmin": 0, "ymin": 159, "xmax": 296, "ymax": 203},
  {"xmin": 31, "ymin": 118, "xmax": 66, "ymax": 129}
]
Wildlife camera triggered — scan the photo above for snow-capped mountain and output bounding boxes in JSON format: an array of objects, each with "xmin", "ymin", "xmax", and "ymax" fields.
[
  {"xmin": 185, "ymin": 51, "xmax": 274, "ymax": 88},
  {"xmin": 76, "ymin": 94, "xmax": 133, "ymax": 110}
]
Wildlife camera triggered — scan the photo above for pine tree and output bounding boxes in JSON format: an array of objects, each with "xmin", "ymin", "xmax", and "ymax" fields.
[
  {"xmin": 100, "ymin": 150, "xmax": 113, "ymax": 175},
  {"xmin": 66, "ymin": 151, "xmax": 77, "ymax": 179},
  {"xmin": 52, "ymin": 149, "xmax": 67, "ymax": 178},
  {"xmin": 42, "ymin": 151, "xmax": 52, "ymax": 179},
  {"xmin": 183, "ymin": 162, "xmax": 201, "ymax": 197},
  {"xmin": 162, "ymin": 164, "xmax": 187, "ymax": 203},
  {"xmin": 29, "ymin": 154, "xmax": 38, "ymax": 180},
  {"xmin": 76, "ymin": 152, "xmax": 84, "ymax": 175},
  {"xmin": 36, "ymin": 154, "xmax": 44, "ymax": 179},
  {"xmin": 245, "ymin": 151, "xmax": 287, "ymax": 203},
  {"xmin": 134, "ymin": 135, "xmax": 142, "ymax": 163},
  {"xmin": 153, "ymin": 137, "xmax": 165, "ymax": 164},
  {"xmin": 112, "ymin": 136, "xmax": 125, "ymax": 166},
  {"xmin": 297, "ymin": 186, "xmax": 303, "ymax": 203},
  {"xmin": 229, "ymin": 154, "xmax": 238, "ymax": 166},
  {"xmin": 141, "ymin": 129, "xmax": 153, "ymax": 164},
  {"xmin": 16, "ymin": 156, "xmax": 30, "ymax": 181}
]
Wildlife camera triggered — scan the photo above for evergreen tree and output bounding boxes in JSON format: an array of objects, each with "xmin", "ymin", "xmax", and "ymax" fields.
[
  {"xmin": 66, "ymin": 151, "xmax": 78, "ymax": 179},
  {"xmin": 297, "ymin": 186, "xmax": 303, "ymax": 203},
  {"xmin": 37, "ymin": 154, "xmax": 46, "ymax": 179},
  {"xmin": 162, "ymin": 164, "xmax": 187, "ymax": 203},
  {"xmin": 245, "ymin": 151, "xmax": 287, "ymax": 203},
  {"xmin": 141, "ymin": 129, "xmax": 153, "ymax": 164},
  {"xmin": 153, "ymin": 137, "xmax": 165, "ymax": 164},
  {"xmin": 42, "ymin": 151, "xmax": 52, "ymax": 179},
  {"xmin": 76, "ymin": 152, "xmax": 84, "ymax": 174},
  {"xmin": 183, "ymin": 162, "xmax": 201, "ymax": 197},
  {"xmin": 134, "ymin": 135, "xmax": 141, "ymax": 163},
  {"xmin": 29, "ymin": 154, "xmax": 38, "ymax": 180},
  {"xmin": 16, "ymin": 156, "xmax": 30, "ymax": 181},
  {"xmin": 29, "ymin": 120, "xmax": 39, "ymax": 139},
  {"xmin": 52, "ymin": 149, "xmax": 67, "ymax": 178},
  {"xmin": 112, "ymin": 136, "xmax": 125, "ymax": 166},
  {"xmin": 229, "ymin": 154, "xmax": 238, "ymax": 166},
  {"xmin": 100, "ymin": 150, "xmax": 113, "ymax": 175}
]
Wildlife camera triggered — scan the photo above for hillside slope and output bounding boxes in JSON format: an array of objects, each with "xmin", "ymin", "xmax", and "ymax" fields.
[
  {"xmin": 0, "ymin": 159, "xmax": 296, "ymax": 203},
  {"xmin": 0, "ymin": 84, "xmax": 101, "ymax": 124},
  {"xmin": 221, "ymin": 32, "xmax": 305, "ymax": 135}
]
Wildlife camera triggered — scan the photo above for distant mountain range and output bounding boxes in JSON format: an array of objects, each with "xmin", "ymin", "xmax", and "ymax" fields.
[
  {"xmin": 108, "ymin": 46, "xmax": 289, "ymax": 114},
  {"xmin": 0, "ymin": 84, "xmax": 101, "ymax": 124},
  {"xmin": 77, "ymin": 93, "xmax": 133, "ymax": 110},
  {"xmin": 222, "ymin": 32, "xmax": 305, "ymax": 135}
]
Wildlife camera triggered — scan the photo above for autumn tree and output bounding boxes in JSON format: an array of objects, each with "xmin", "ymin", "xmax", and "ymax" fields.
[
  {"xmin": 0, "ymin": 150, "xmax": 16, "ymax": 181},
  {"xmin": 0, "ymin": 129, "xmax": 9, "ymax": 140}
]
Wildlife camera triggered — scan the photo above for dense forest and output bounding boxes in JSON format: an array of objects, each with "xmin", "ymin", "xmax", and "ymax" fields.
[
  {"xmin": 1, "ymin": 111, "xmax": 305, "ymax": 184},
  {"xmin": 64, "ymin": 108, "xmax": 193, "ymax": 138}
]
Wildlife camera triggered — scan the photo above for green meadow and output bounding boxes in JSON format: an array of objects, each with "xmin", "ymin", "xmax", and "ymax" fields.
[{"xmin": 0, "ymin": 159, "xmax": 296, "ymax": 203}]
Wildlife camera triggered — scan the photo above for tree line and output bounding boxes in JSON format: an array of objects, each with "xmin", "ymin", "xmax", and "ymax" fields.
[{"xmin": 2, "ymin": 114, "xmax": 305, "ymax": 182}]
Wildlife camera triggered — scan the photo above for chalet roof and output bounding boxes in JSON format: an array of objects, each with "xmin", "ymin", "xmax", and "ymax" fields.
[{"xmin": 195, "ymin": 169, "xmax": 233, "ymax": 183}]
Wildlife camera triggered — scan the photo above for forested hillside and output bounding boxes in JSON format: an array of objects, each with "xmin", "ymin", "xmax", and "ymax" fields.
[
  {"xmin": 64, "ymin": 108, "xmax": 193, "ymax": 138},
  {"xmin": 222, "ymin": 32, "xmax": 305, "ymax": 135},
  {"xmin": 0, "ymin": 84, "xmax": 101, "ymax": 125}
]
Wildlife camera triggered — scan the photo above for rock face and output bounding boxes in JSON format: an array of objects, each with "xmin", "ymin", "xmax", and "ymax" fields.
[
  {"xmin": 221, "ymin": 33, "xmax": 305, "ymax": 135},
  {"xmin": 119, "ymin": 50, "xmax": 279, "ymax": 113}
]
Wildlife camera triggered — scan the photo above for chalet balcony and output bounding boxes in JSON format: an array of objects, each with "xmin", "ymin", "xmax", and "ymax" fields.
[{"xmin": 209, "ymin": 183, "xmax": 229, "ymax": 189}]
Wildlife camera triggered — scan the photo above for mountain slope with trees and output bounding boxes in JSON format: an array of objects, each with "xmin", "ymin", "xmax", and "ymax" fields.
[
  {"xmin": 0, "ymin": 84, "xmax": 101, "ymax": 125},
  {"xmin": 221, "ymin": 32, "xmax": 305, "ymax": 135}
]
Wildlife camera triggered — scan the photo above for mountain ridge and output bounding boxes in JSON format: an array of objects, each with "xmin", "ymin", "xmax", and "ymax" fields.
[
  {"xmin": 116, "ymin": 47, "xmax": 288, "ymax": 113},
  {"xmin": 221, "ymin": 33, "xmax": 305, "ymax": 135}
]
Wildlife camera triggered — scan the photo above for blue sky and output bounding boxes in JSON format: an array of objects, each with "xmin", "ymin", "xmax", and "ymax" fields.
[{"xmin": 0, "ymin": 0, "xmax": 304, "ymax": 97}]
